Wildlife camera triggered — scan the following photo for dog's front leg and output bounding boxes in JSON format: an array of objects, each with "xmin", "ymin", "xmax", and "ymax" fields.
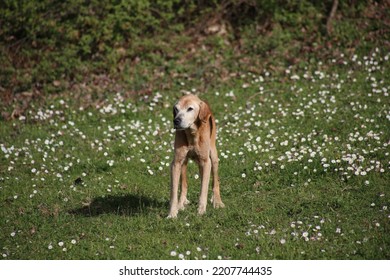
[
  {"xmin": 198, "ymin": 157, "xmax": 211, "ymax": 215},
  {"xmin": 168, "ymin": 160, "xmax": 182, "ymax": 218},
  {"xmin": 178, "ymin": 159, "xmax": 190, "ymax": 210}
]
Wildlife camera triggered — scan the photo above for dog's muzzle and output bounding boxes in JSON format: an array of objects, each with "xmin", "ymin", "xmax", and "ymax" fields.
[{"xmin": 174, "ymin": 117, "xmax": 182, "ymax": 129}]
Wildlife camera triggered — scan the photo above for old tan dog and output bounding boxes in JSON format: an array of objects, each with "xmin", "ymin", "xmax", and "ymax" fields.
[{"xmin": 168, "ymin": 94, "xmax": 225, "ymax": 218}]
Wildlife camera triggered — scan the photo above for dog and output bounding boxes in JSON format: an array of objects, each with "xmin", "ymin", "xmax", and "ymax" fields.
[{"xmin": 168, "ymin": 94, "xmax": 225, "ymax": 218}]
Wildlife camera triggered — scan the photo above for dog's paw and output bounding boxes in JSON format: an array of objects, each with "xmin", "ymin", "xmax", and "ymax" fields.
[
  {"xmin": 167, "ymin": 213, "xmax": 177, "ymax": 219},
  {"xmin": 197, "ymin": 205, "xmax": 206, "ymax": 216},
  {"xmin": 213, "ymin": 200, "xmax": 225, "ymax": 209},
  {"xmin": 178, "ymin": 198, "xmax": 190, "ymax": 210},
  {"xmin": 167, "ymin": 209, "xmax": 178, "ymax": 219}
]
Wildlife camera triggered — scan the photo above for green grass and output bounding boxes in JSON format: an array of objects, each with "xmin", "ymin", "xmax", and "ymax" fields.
[{"xmin": 1, "ymin": 49, "xmax": 389, "ymax": 260}]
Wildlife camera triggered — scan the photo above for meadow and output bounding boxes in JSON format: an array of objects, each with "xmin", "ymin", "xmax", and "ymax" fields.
[{"xmin": 1, "ymin": 48, "xmax": 389, "ymax": 260}]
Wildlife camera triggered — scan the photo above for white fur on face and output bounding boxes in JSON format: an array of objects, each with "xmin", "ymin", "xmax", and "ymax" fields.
[{"xmin": 173, "ymin": 102, "xmax": 200, "ymax": 130}]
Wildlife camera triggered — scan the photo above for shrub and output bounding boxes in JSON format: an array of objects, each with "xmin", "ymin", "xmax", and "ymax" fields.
[{"xmin": 0, "ymin": 0, "xmax": 386, "ymax": 97}]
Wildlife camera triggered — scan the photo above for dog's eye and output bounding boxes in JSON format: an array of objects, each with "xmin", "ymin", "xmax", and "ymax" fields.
[
  {"xmin": 173, "ymin": 107, "xmax": 179, "ymax": 115},
  {"xmin": 187, "ymin": 107, "xmax": 194, "ymax": 112}
]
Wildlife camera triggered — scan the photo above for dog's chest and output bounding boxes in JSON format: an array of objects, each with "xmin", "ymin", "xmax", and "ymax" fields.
[
  {"xmin": 186, "ymin": 145, "xmax": 210, "ymax": 163},
  {"xmin": 183, "ymin": 129, "xmax": 209, "ymax": 161},
  {"xmin": 187, "ymin": 146, "xmax": 199, "ymax": 160}
]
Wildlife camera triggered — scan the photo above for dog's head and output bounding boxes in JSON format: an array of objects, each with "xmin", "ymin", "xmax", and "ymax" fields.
[{"xmin": 173, "ymin": 94, "xmax": 211, "ymax": 130}]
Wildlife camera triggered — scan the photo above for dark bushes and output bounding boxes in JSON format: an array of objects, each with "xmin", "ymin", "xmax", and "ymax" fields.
[{"xmin": 0, "ymin": 0, "xmax": 386, "ymax": 97}]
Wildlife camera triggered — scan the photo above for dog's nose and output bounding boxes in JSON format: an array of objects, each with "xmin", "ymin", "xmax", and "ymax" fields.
[{"xmin": 174, "ymin": 118, "xmax": 181, "ymax": 127}]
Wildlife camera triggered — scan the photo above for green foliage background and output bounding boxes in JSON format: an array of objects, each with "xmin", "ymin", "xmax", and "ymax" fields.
[{"xmin": 0, "ymin": 0, "xmax": 387, "ymax": 96}]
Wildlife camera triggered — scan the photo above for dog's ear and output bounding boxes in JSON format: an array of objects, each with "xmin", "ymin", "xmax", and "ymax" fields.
[{"xmin": 198, "ymin": 101, "xmax": 211, "ymax": 123}]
